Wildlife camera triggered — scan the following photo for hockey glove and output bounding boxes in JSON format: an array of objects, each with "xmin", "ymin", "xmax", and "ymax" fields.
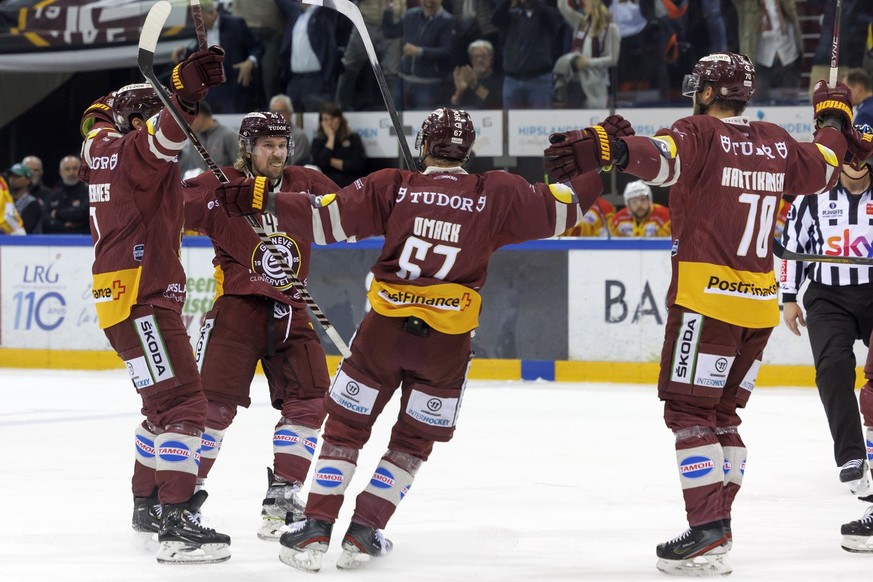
[
  {"xmin": 171, "ymin": 46, "xmax": 226, "ymax": 104},
  {"xmin": 216, "ymin": 176, "xmax": 269, "ymax": 217},
  {"xmin": 543, "ymin": 115, "xmax": 635, "ymax": 182},
  {"xmin": 844, "ymin": 125, "xmax": 873, "ymax": 169},
  {"xmin": 812, "ymin": 80, "xmax": 853, "ymax": 131}
]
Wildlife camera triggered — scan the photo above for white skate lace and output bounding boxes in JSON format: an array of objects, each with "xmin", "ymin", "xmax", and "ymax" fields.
[
  {"xmin": 665, "ymin": 529, "xmax": 693, "ymax": 545},
  {"xmin": 858, "ymin": 505, "xmax": 873, "ymax": 524},
  {"xmin": 373, "ymin": 529, "xmax": 388, "ymax": 552},
  {"xmin": 843, "ymin": 459, "xmax": 865, "ymax": 472}
]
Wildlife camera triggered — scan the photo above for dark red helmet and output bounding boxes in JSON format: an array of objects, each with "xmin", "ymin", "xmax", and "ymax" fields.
[
  {"xmin": 239, "ymin": 111, "xmax": 293, "ymax": 159},
  {"xmin": 682, "ymin": 52, "xmax": 755, "ymax": 103},
  {"xmin": 415, "ymin": 107, "xmax": 475, "ymax": 164},
  {"xmin": 111, "ymin": 83, "xmax": 163, "ymax": 133},
  {"xmin": 80, "ymin": 92, "xmax": 117, "ymax": 138}
]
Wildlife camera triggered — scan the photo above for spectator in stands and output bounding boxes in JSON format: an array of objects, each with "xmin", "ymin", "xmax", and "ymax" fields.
[
  {"xmin": 0, "ymin": 175, "xmax": 25, "ymax": 235},
  {"xmin": 336, "ymin": 0, "xmax": 404, "ymax": 112},
  {"xmin": 701, "ymin": 0, "xmax": 727, "ymax": 53},
  {"xmin": 732, "ymin": 0, "xmax": 801, "ymax": 85},
  {"xmin": 451, "ymin": 39, "xmax": 503, "ymax": 109},
  {"xmin": 610, "ymin": 0, "xmax": 650, "ymax": 93},
  {"xmin": 278, "ymin": 1, "xmax": 339, "ymax": 113},
  {"xmin": 553, "ymin": 0, "xmax": 620, "ymax": 108},
  {"xmin": 311, "ymin": 102, "xmax": 367, "ymax": 188},
  {"xmin": 21, "ymin": 155, "xmax": 52, "ymax": 203},
  {"xmin": 807, "ymin": 0, "xmax": 868, "ymax": 96},
  {"xmin": 42, "ymin": 155, "xmax": 89, "ymax": 235},
  {"xmin": 845, "ymin": 68, "xmax": 873, "ymax": 127},
  {"xmin": 7, "ymin": 163, "xmax": 41, "ymax": 233},
  {"xmin": 233, "ymin": 0, "xmax": 289, "ymax": 103},
  {"xmin": 753, "ymin": 0, "xmax": 802, "ymax": 102},
  {"xmin": 178, "ymin": 101, "xmax": 239, "ymax": 178},
  {"xmin": 270, "ymin": 94, "xmax": 312, "ymax": 166},
  {"xmin": 561, "ymin": 196, "xmax": 614, "ymax": 237},
  {"xmin": 172, "ymin": 0, "xmax": 264, "ymax": 113},
  {"xmin": 608, "ymin": 180, "xmax": 670, "ymax": 237},
  {"xmin": 492, "ymin": 0, "xmax": 561, "ymax": 109},
  {"xmin": 383, "ymin": 0, "xmax": 457, "ymax": 110}
]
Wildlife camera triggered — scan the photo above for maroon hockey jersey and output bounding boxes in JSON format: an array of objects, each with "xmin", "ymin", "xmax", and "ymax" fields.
[
  {"xmin": 276, "ymin": 166, "xmax": 602, "ymax": 333},
  {"xmin": 183, "ymin": 166, "xmax": 339, "ymax": 308},
  {"xmin": 622, "ymin": 116, "xmax": 845, "ymax": 328},
  {"xmin": 82, "ymin": 103, "xmax": 194, "ymax": 329}
]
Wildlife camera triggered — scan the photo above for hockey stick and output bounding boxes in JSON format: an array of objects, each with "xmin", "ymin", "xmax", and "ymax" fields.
[
  {"xmin": 773, "ymin": 238, "xmax": 873, "ymax": 266},
  {"xmin": 301, "ymin": 0, "xmax": 416, "ymax": 170},
  {"xmin": 140, "ymin": 1, "xmax": 351, "ymax": 358},
  {"xmin": 829, "ymin": 0, "xmax": 843, "ymax": 86}
]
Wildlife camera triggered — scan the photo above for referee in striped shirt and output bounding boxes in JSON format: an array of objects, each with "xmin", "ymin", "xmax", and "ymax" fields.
[{"xmin": 780, "ymin": 127, "xmax": 873, "ymax": 498}]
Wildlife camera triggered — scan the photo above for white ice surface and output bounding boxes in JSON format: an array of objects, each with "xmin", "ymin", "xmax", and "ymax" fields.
[{"xmin": 0, "ymin": 368, "xmax": 869, "ymax": 581}]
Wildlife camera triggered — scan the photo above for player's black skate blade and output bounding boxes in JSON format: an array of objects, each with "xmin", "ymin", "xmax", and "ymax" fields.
[
  {"xmin": 841, "ymin": 505, "xmax": 873, "ymax": 552},
  {"xmin": 259, "ymin": 467, "xmax": 306, "ymax": 540},
  {"xmin": 656, "ymin": 523, "xmax": 730, "ymax": 576},
  {"xmin": 336, "ymin": 522, "xmax": 392, "ymax": 570},
  {"xmin": 156, "ymin": 491, "xmax": 231, "ymax": 564},
  {"xmin": 278, "ymin": 518, "xmax": 332, "ymax": 572},
  {"xmin": 132, "ymin": 489, "xmax": 162, "ymax": 533}
]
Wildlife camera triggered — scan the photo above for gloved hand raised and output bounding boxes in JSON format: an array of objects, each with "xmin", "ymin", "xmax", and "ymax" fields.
[
  {"xmin": 216, "ymin": 176, "xmax": 269, "ymax": 217},
  {"xmin": 844, "ymin": 124, "xmax": 873, "ymax": 168},
  {"xmin": 812, "ymin": 80, "xmax": 853, "ymax": 131},
  {"xmin": 171, "ymin": 46, "xmax": 226, "ymax": 104},
  {"xmin": 544, "ymin": 115, "xmax": 634, "ymax": 182}
]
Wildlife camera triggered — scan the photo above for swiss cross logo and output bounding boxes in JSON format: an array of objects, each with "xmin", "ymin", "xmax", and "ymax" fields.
[
  {"xmin": 866, "ymin": 203, "xmax": 873, "ymax": 215},
  {"xmin": 112, "ymin": 279, "xmax": 126, "ymax": 300},
  {"xmin": 461, "ymin": 293, "xmax": 472, "ymax": 310}
]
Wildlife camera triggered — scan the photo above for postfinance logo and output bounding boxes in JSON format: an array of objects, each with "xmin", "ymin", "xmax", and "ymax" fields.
[{"xmin": 93, "ymin": 279, "xmax": 127, "ymax": 302}]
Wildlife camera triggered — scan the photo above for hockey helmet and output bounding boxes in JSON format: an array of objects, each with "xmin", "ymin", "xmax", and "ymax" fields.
[
  {"xmin": 682, "ymin": 52, "xmax": 755, "ymax": 103},
  {"xmin": 623, "ymin": 180, "xmax": 653, "ymax": 203},
  {"xmin": 239, "ymin": 111, "xmax": 293, "ymax": 159},
  {"xmin": 415, "ymin": 107, "xmax": 475, "ymax": 164},
  {"xmin": 110, "ymin": 83, "xmax": 163, "ymax": 133}
]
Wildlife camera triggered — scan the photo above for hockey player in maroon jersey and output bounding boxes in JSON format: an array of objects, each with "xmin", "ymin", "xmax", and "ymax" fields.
[
  {"xmin": 545, "ymin": 52, "xmax": 852, "ymax": 576},
  {"xmin": 182, "ymin": 111, "xmax": 339, "ymax": 540},
  {"xmin": 215, "ymin": 107, "xmax": 627, "ymax": 571},
  {"xmin": 79, "ymin": 47, "xmax": 231, "ymax": 564}
]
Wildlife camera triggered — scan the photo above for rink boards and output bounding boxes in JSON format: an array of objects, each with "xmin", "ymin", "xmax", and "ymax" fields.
[{"xmin": 0, "ymin": 235, "xmax": 855, "ymax": 386}]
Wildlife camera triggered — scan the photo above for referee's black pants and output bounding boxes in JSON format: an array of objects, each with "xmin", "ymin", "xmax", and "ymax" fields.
[{"xmin": 804, "ymin": 281, "xmax": 873, "ymax": 466}]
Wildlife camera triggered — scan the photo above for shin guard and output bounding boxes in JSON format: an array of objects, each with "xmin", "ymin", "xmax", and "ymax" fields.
[{"xmin": 716, "ymin": 426, "xmax": 746, "ymax": 518}]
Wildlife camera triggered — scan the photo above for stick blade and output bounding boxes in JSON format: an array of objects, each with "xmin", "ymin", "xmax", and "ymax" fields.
[{"xmin": 139, "ymin": 1, "xmax": 172, "ymax": 54}]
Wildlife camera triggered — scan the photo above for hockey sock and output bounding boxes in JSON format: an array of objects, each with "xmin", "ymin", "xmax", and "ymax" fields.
[
  {"xmin": 716, "ymin": 426, "xmax": 746, "ymax": 518},
  {"xmin": 273, "ymin": 421, "xmax": 319, "ymax": 485},
  {"xmin": 305, "ymin": 443, "xmax": 359, "ymax": 523},
  {"xmin": 154, "ymin": 429, "xmax": 201, "ymax": 505},
  {"xmin": 197, "ymin": 426, "xmax": 227, "ymax": 480},
  {"xmin": 353, "ymin": 450, "xmax": 421, "ymax": 529},
  {"xmin": 133, "ymin": 421, "xmax": 160, "ymax": 497},
  {"xmin": 674, "ymin": 426, "xmax": 724, "ymax": 526}
]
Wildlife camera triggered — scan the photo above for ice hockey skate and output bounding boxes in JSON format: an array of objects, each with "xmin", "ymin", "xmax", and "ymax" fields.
[
  {"xmin": 259, "ymin": 467, "xmax": 306, "ymax": 540},
  {"xmin": 656, "ymin": 522, "xmax": 731, "ymax": 576},
  {"xmin": 841, "ymin": 505, "xmax": 873, "ymax": 552},
  {"xmin": 132, "ymin": 489, "xmax": 162, "ymax": 534},
  {"xmin": 336, "ymin": 521, "xmax": 393, "ymax": 570},
  {"xmin": 278, "ymin": 518, "xmax": 333, "ymax": 572},
  {"xmin": 840, "ymin": 459, "xmax": 873, "ymax": 497},
  {"xmin": 156, "ymin": 490, "xmax": 231, "ymax": 564}
]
